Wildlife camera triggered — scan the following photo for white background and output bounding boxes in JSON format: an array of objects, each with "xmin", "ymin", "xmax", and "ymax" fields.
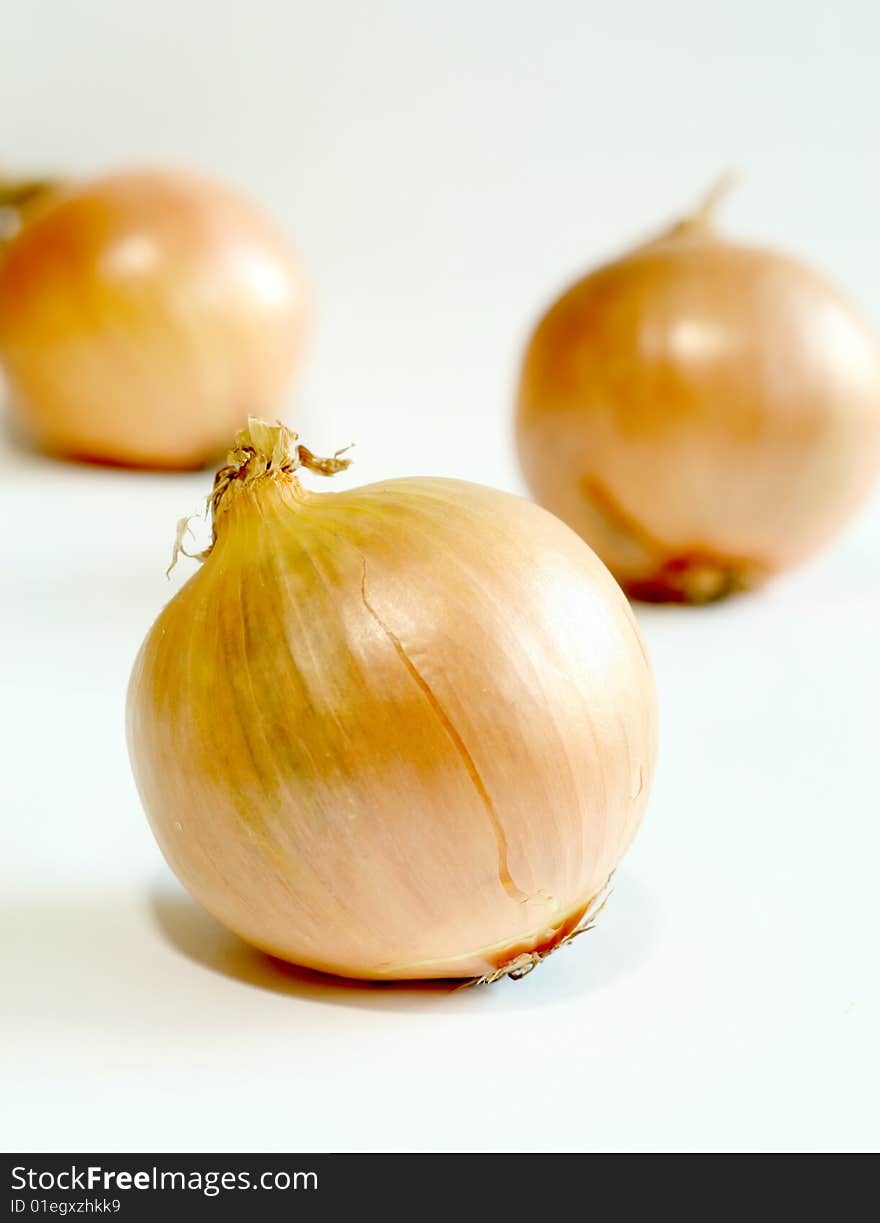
[{"xmin": 2, "ymin": 0, "xmax": 878, "ymax": 1152}]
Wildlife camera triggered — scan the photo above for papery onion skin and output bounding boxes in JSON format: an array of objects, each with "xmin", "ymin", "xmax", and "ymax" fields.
[
  {"xmin": 0, "ymin": 171, "xmax": 307, "ymax": 469},
  {"xmin": 516, "ymin": 199, "xmax": 880, "ymax": 602},
  {"xmin": 127, "ymin": 423, "xmax": 657, "ymax": 981}
]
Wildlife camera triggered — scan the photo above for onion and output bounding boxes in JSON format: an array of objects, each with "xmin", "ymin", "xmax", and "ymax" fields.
[
  {"xmin": 0, "ymin": 170, "xmax": 306, "ymax": 469},
  {"xmin": 516, "ymin": 179, "xmax": 880, "ymax": 602},
  {"xmin": 127, "ymin": 420, "xmax": 657, "ymax": 982}
]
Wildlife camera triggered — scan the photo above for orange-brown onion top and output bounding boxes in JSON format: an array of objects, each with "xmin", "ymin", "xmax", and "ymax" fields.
[
  {"xmin": 127, "ymin": 474, "xmax": 657, "ymax": 980},
  {"xmin": 516, "ymin": 228, "xmax": 880, "ymax": 601},
  {"xmin": 0, "ymin": 170, "xmax": 306, "ymax": 469}
]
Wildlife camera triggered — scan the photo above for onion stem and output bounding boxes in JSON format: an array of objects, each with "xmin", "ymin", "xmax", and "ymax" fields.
[
  {"xmin": 692, "ymin": 169, "xmax": 739, "ymax": 225},
  {"xmin": 0, "ymin": 175, "xmax": 59, "ymax": 244}
]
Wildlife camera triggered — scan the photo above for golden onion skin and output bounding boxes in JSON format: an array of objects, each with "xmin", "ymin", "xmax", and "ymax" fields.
[
  {"xmin": 516, "ymin": 217, "xmax": 880, "ymax": 602},
  {"xmin": 127, "ymin": 439, "xmax": 657, "ymax": 981},
  {"xmin": 0, "ymin": 171, "xmax": 306, "ymax": 469}
]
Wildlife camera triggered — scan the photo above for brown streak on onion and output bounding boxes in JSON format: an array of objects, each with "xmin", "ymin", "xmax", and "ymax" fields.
[{"xmin": 359, "ymin": 557, "xmax": 530, "ymax": 905}]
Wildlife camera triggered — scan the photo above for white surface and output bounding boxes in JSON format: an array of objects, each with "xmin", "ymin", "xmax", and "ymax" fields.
[{"xmin": 2, "ymin": 0, "xmax": 879, "ymax": 1154}]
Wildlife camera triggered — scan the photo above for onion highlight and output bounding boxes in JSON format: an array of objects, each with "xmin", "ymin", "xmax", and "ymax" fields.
[
  {"xmin": 516, "ymin": 180, "xmax": 880, "ymax": 601},
  {"xmin": 127, "ymin": 420, "xmax": 657, "ymax": 982}
]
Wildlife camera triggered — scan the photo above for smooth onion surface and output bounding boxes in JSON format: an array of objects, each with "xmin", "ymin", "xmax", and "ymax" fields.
[
  {"xmin": 0, "ymin": 170, "xmax": 307, "ymax": 468},
  {"xmin": 127, "ymin": 427, "xmax": 657, "ymax": 981},
  {"xmin": 517, "ymin": 211, "xmax": 880, "ymax": 602}
]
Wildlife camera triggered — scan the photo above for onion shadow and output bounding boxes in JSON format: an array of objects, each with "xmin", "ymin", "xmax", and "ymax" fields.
[{"xmin": 147, "ymin": 869, "xmax": 662, "ymax": 1013}]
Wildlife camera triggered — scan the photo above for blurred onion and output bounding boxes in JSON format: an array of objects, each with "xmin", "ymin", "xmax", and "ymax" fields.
[
  {"xmin": 0, "ymin": 169, "xmax": 307, "ymax": 469},
  {"xmin": 516, "ymin": 180, "xmax": 880, "ymax": 601}
]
